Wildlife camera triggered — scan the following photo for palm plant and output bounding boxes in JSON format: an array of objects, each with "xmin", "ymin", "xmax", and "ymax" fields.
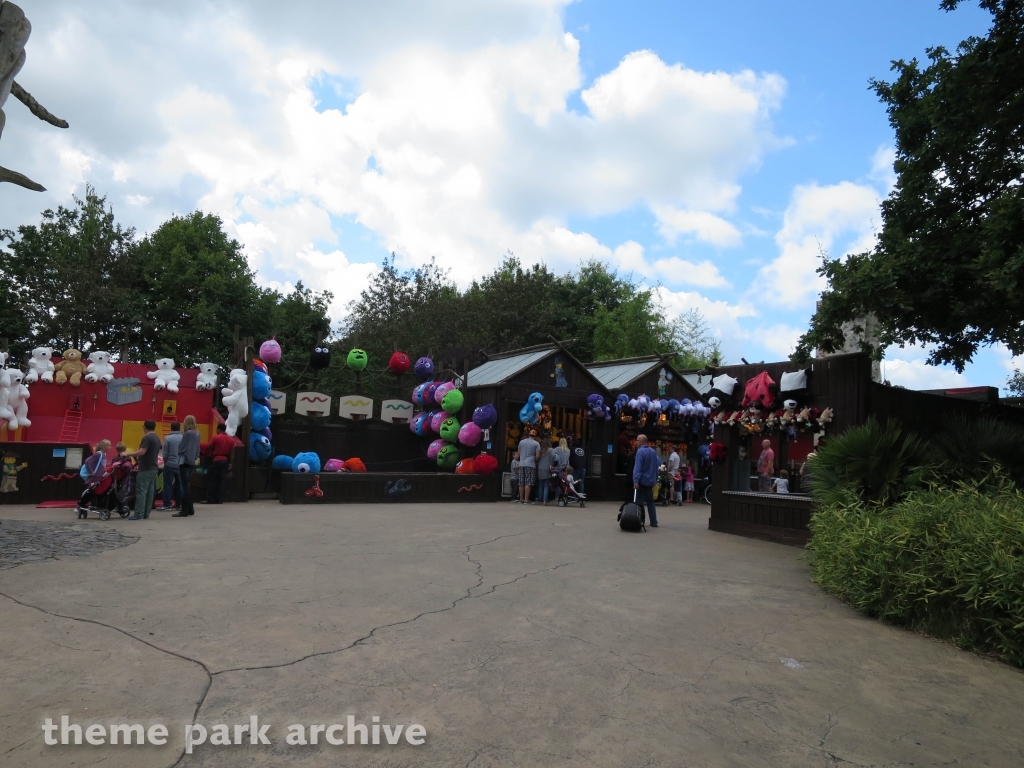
[{"xmin": 932, "ymin": 413, "xmax": 1024, "ymax": 489}]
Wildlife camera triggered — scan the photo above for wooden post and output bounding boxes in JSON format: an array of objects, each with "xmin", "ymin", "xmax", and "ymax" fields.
[{"xmin": 239, "ymin": 336, "xmax": 255, "ymax": 502}]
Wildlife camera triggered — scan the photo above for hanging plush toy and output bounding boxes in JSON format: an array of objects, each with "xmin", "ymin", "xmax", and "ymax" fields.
[
  {"xmin": 436, "ymin": 444, "xmax": 459, "ymax": 470},
  {"xmin": 429, "ymin": 410, "xmax": 446, "ymax": 434},
  {"xmin": 248, "ymin": 433, "xmax": 273, "ymax": 462},
  {"xmin": 458, "ymin": 422, "xmax": 482, "ymax": 446},
  {"xmin": 706, "ymin": 374, "xmax": 739, "ymax": 410},
  {"xmin": 473, "ymin": 454, "xmax": 498, "ymax": 475},
  {"xmin": 222, "ymin": 369, "xmax": 249, "ymax": 437},
  {"xmin": 54, "ymin": 349, "xmax": 88, "ymax": 387},
  {"xmin": 455, "ymin": 458, "xmax": 476, "ymax": 474},
  {"xmin": 427, "ymin": 439, "xmax": 445, "ymax": 459},
  {"xmin": 741, "ymin": 371, "xmax": 777, "ymax": 410},
  {"xmin": 441, "ymin": 388, "xmax": 464, "ymax": 414},
  {"xmin": 505, "ymin": 423, "xmax": 520, "ymax": 449},
  {"xmin": 292, "ymin": 453, "xmax": 321, "ymax": 473},
  {"xmin": 472, "ymin": 403, "xmax": 498, "ymax": 429},
  {"xmin": 195, "ymin": 363, "xmax": 219, "ymax": 391},
  {"xmin": 414, "ymin": 357, "xmax": 434, "ymax": 380},
  {"xmin": 148, "ymin": 358, "xmax": 180, "ymax": 393},
  {"xmin": 83, "ymin": 351, "xmax": 115, "ymax": 384},
  {"xmin": 251, "ymin": 402, "xmax": 272, "ymax": 432},
  {"xmin": 614, "ymin": 394, "xmax": 629, "ymax": 416},
  {"xmin": 410, "ymin": 412, "xmax": 430, "ymax": 436},
  {"xmin": 347, "ymin": 349, "xmax": 368, "ymax": 371},
  {"xmin": 271, "ymin": 455, "xmax": 294, "ymax": 471},
  {"xmin": 434, "ymin": 382, "xmax": 456, "ymax": 405},
  {"xmin": 25, "ymin": 347, "xmax": 55, "ymax": 384},
  {"xmin": 519, "ymin": 392, "xmax": 543, "ymax": 424},
  {"xmin": 0, "ymin": 364, "xmax": 12, "ymax": 424},
  {"xmin": 259, "ymin": 338, "xmax": 282, "ymax": 364},
  {"xmin": 586, "ymin": 394, "xmax": 611, "ymax": 420},
  {"xmin": 439, "ymin": 416, "xmax": 461, "ymax": 442},
  {"xmin": 252, "ymin": 370, "xmax": 272, "ymax": 400},
  {"xmin": 4, "ymin": 369, "xmax": 30, "ymax": 429},
  {"xmin": 817, "ymin": 407, "xmax": 834, "ymax": 427},
  {"xmin": 389, "ymin": 351, "xmax": 411, "ymax": 375},
  {"xmin": 310, "ymin": 345, "xmax": 332, "ymax": 370},
  {"xmin": 709, "ymin": 442, "xmax": 727, "ymax": 462}
]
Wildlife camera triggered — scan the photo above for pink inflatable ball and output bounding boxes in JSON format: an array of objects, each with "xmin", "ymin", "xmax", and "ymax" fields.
[
  {"xmin": 433, "ymin": 381, "xmax": 456, "ymax": 406},
  {"xmin": 427, "ymin": 439, "xmax": 445, "ymax": 459},
  {"xmin": 429, "ymin": 410, "xmax": 446, "ymax": 434},
  {"xmin": 259, "ymin": 338, "xmax": 282, "ymax": 364},
  {"xmin": 457, "ymin": 422, "xmax": 483, "ymax": 447},
  {"xmin": 323, "ymin": 458, "xmax": 346, "ymax": 472}
]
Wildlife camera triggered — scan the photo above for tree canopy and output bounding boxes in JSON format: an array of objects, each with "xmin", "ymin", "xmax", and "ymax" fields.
[{"xmin": 795, "ymin": 0, "xmax": 1024, "ymax": 370}]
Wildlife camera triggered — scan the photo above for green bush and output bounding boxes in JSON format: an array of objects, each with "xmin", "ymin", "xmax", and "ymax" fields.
[
  {"xmin": 809, "ymin": 481, "xmax": 1024, "ymax": 666},
  {"xmin": 932, "ymin": 413, "xmax": 1024, "ymax": 489}
]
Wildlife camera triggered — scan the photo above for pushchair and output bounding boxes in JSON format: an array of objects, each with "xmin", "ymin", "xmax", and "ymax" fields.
[
  {"xmin": 76, "ymin": 459, "xmax": 137, "ymax": 521},
  {"xmin": 657, "ymin": 465, "xmax": 674, "ymax": 506},
  {"xmin": 555, "ymin": 468, "xmax": 586, "ymax": 508}
]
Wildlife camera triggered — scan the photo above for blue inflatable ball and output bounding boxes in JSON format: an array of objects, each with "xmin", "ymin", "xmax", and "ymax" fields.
[
  {"xmin": 292, "ymin": 452, "xmax": 321, "ymax": 474},
  {"xmin": 410, "ymin": 412, "xmax": 430, "ymax": 436},
  {"xmin": 271, "ymin": 455, "xmax": 293, "ymax": 471},
  {"xmin": 249, "ymin": 433, "xmax": 273, "ymax": 462},
  {"xmin": 251, "ymin": 402, "xmax": 272, "ymax": 431},
  {"xmin": 252, "ymin": 370, "xmax": 272, "ymax": 400},
  {"xmin": 472, "ymin": 403, "xmax": 498, "ymax": 429}
]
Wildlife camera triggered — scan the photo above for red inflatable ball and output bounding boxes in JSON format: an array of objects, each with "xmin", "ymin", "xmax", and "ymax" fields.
[
  {"xmin": 389, "ymin": 351, "xmax": 411, "ymax": 375},
  {"xmin": 344, "ymin": 457, "xmax": 367, "ymax": 472},
  {"xmin": 455, "ymin": 458, "xmax": 476, "ymax": 474},
  {"xmin": 473, "ymin": 454, "xmax": 498, "ymax": 475}
]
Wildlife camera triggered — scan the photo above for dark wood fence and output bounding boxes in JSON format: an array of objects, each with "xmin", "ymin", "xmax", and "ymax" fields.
[
  {"xmin": 280, "ymin": 472, "xmax": 501, "ymax": 504},
  {"xmin": 708, "ymin": 491, "xmax": 814, "ymax": 546}
]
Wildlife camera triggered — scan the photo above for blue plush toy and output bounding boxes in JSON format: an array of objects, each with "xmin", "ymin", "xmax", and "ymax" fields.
[
  {"xmin": 586, "ymin": 394, "xmax": 611, "ymax": 420},
  {"xmin": 665, "ymin": 399, "xmax": 680, "ymax": 420},
  {"xmin": 252, "ymin": 370, "xmax": 272, "ymax": 400},
  {"xmin": 292, "ymin": 452, "xmax": 321, "ymax": 473},
  {"xmin": 519, "ymin": 392, "xmax": 544, "ymax": 424},
  {"xmin": 248, "ymin": 433, "xmax": 273, "ymax": 462},
  {"xmin": 271, "ymin": 454, "xmax": 293, "ymax": 470},
  {"xmin": 251, "ymin": 402, "xmax": 272, "ymax": 431},
  {"xmin": 614, "ymin": 394, "xmax": 629, "ymax": 415}
]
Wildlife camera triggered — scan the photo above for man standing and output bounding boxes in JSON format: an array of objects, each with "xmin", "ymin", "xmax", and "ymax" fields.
[
  {"xmin": 126, "ymin": 421, "xmax": 160, "ymax": 520},
  {"xmin": 757, "ymin": 438, "xmax": 775, "ymax": 492},
  {"xmin": 569, "ymin": 438, "xmax": 587, "ymax": 493},
  {"xmin": 161, "ymin": 422, "xmax": 183, "ymax": 511},
  {"xmin": 632, "ymin": 434, "xmax": 660, "ymax": 527},
  {"xmin": 517, "ymin": 430, "xmax": 540, "ymax": 504},
  {"xmin": 667, "ymin": 444, "xmax": 681, "ymax": 505},
  {"xmin": 200, "ymin": 423, "xmax": 236, "ymax": 504}
]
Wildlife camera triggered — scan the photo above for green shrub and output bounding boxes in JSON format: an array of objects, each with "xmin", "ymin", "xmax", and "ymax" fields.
[
  {"xmin": 808, "ymin": 481, "xmax": 1024, "ymax": 666},
  {"xmin": 933, "ymin": 413, "xmax": 1024, "ymax": 489},
  {"xmin": 807, "ymin": 417, "xmax": 934, "ymax": 508}
]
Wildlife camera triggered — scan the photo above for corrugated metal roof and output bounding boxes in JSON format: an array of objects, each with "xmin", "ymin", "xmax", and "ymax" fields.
[
  {"xmin": 683, "ymin": 374, "xmax": 712, "ymax": 394},
  {"xmin": 467, "ymin": 349, "xmax": 554, "ymax": 388},
  {"xmin": 586, "ymin": 361, "xmax": 660, "ymax": 390}
]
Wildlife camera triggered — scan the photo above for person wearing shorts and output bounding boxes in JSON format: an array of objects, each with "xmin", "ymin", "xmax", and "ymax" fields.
[{"xmin": 517, "ymin": 433, "xmax": 540, "ymax": 503}]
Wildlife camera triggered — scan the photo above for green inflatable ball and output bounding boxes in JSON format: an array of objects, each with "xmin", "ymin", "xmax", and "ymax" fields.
[
  {"xmin": 437, "ymin": 444, "xmax": 459, "ymax": 470},
  {"xmin": 347, "ymin": 348, "xmax": 368, "ymax": 371},
  {"xmin": 439, "ymin": 416, "xmax": 461, "ymax": 442},
  {"xmin": 441, "ymin": 388, "xmax": 464, "ymax": 414}
]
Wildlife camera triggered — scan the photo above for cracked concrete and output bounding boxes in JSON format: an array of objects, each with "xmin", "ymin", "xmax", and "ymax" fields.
[{"xmin": 1, "ymin": 501, "xmax": 1023, "ymax": 767}]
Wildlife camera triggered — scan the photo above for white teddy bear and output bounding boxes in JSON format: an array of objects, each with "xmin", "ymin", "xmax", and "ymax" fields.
[
  {"xmin": 195, "ymin": 362, "xmax": 219, "ymax": 392},
  {"xmin": 147, "ymin": 358, "xmax": 180, "ymax": 393},
  {"xmin": 0, "ymin": 353, "xmax": 12, "ymax": 423},
  {"xmin": 85, "ymin": 350, "xmax": 116, "ymax": 384},
  {"xmin": 221, "ymin": 368, "xmax": 248, "ymax": 437},
  {"xmin": 24, "ymin": 347, "xmax": 55, "ymax": 384},
  {"xmin": 4, "ymin": 369, "xmax": 31, "ymax": 430}
]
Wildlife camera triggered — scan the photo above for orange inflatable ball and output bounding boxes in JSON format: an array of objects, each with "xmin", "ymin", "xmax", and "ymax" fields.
[
  {"xmin": 473, "ymin": 454, "xmax": 498, "ymax": 475},
  {"xmin": 344, "ymin": 457, "xmax": 367, "ymax": 472},
  {"xmin": 455, "ymin": 458, "xmax": 476, "ymax": 474}
]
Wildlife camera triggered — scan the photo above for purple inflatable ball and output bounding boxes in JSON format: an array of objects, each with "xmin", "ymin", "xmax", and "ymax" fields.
[
  {"xmin": 259, "ymin": 338, "xmax": 282, "ymax": 364},
  {"xmin": 472, "ymin": 403, "xmax": 498, "ymax": 429},
  {"xmin": 458, "ymin": 422, "xmax": 483, "ymax": 447},
  {"xmin": 427, "ymin": 439, "xmax": 445, "ymax": 459},
  {"xmin": 429, "ymin": 410, "xmax": 446, "ymax": 434},
  {"xmin": 434, "ymin": 382, "xmax": 455, "ymax": 406},
  {"xmin": 414, "ymin": 357, "xmax": 434, "ymax": 380}
]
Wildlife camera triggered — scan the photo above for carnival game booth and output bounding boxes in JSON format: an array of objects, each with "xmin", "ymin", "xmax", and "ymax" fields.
[
  {"xmin": 704, "ymin": 352, "xmax": 1024, "ymax": 545},
  {"xmin": 0, "ymin": 359, "xmax": 229, "ymax": 505},
  {"xmin": 461, "ymin": 342, "xmax": 620, "ymax": 499},
  {"xmin": 586, "ymin": 355, "xmax": 708, "ymax": 501}
]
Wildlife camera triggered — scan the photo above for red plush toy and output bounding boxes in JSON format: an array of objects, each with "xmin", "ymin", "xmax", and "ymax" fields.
[
  {"xmin": 709, "ymin": 442, "xmax": 727, "ymax": 462},
  {"xmin": 344, "ymin": 457, "xmax": 366, "ymax": 472},
  {"xmin": 473, "ymin": 454, "xmax": 498, "ymax": 475},
  {"xmin": 389, "ymin": 351, "xmax": 411, "ymax": 375},
  {"xmin": 455, "ymin": 458, "xmax": 476, "ymax": 474},
  {"xmin": 741, "ymin": 371, "xmax": 777, "ymax": 410}
]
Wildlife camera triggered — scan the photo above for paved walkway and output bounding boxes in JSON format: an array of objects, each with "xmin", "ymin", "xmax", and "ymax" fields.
[{"xmin": 1, "ymin": 501, "xmax": 1022, "ymax": 768}]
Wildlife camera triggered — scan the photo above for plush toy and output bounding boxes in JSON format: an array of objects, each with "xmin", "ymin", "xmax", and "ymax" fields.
[
  {"xmin": 741, "ymin": 371, "xmax": 777, "ymax": 410},
  {"xmin": 726, "ymin": 410, "xmax": 743, "ymax": 427},
  {"xmin": 258, "ymin": 426, "xmax": 273, "ymax": 441},
  {"xmin": 259, "ymin": 338, "xmax": 282, "ymax": 364},
  {"xmin": 4, "ymin": 369, "xmax": 30, "ymax": 429},
  {"xmin": 25, "ymin": 347, "xmax": 55, "ymax": 384},
  {"xmin": 433, "ymin": 382, "xmax": 455, "ymax": 405},
  {"xmin": 458, "ymin": 422, "xmax": 482, "ymax": 446},
  {"xmin": 310, "ymin": 346, "xmax": 332, "ymax": 370},
  {"xmin": 519, "ymin": 392, "xmax": 543, "ymax": 424},
  {"xmin": 505, "ymin": 423, "xmax": 520, "ymax": 449},
  {"xmin": 194, "ymin": 363, "xmax": 218, "ymax": 391},
  {"xmin": 54, "ymin": 349, "xmax": 87, "ymax": 387},
  {"xmin": 347, "ymin": 348, "xmax": 368, "ymax": 371},
  {"xmin": 0, "ymin": 364, "xmax": 11, "ymax": 424},
  {"xmin": 253, "ymin": 359, "xmax": 268, "ymax": 375},
  {"xmin": 271, "ymin": 455, "xmax": 293, "ymax": 470},
  {"xmin": 248, "ymin": 433, "xmax": 273, "ymax": 462},
  {"xmin": 586, "ymin": 394, "xmax": 612, "ymax": 420},
  {"xmin": 251, "ymin": 402, "xmax": 272, "ymax": 432},
  {"xmin": 818, "ymin": 407, "xmax": 834, "ymax": 426},
  {"xmin": 779, "ymin": 368, "xmax": 810, "ymax": 398},
  {"xmin": 344, "ymin": 457, "xmax": 366, "ymax": 472},
  {"xmin": 292, "ymin": 452, "xmax": 321, "ymax": 473},
  {"xmin": 222, "ymin": 369, "xmax": 249, "ymax": 437},
  {"xmin": 411, "ymin": 383, "xmax": 428, "ymax": 405},
  {"xmin": 441, "ymin": 388, "xmax": 464, "ymax": 414},
  {"xmin": 472, "ymin": 403, "xmax": 498, "ymax": 429},
  {"xmin": 709, "ymin": 442, "xmax": 727, "ymax": 462},
  {"xmin": 424, "ymin": 382, "xmax": 441, "ymax": 405},
  {"xmin": 147, "ymin": 358, "xmax": 180, "ymax": 393},
  {"xmin": 410, "ymin": 412, "xmax": 430, "ymax": 436},
  {"xmin": 414, "ymin": 357, "xmax": 434, "ymax": 380},
  {"xmin": 252, "ymin": 370, "xmax": 272, "ymax": 400},
  {"xmin": 81, "ymin": 351, "xmax": 115, "ymax": 384},
  {"xmin": 389, "ymin": 351, "xmax": 411, "ymax": 375},
  {"xmin": 436, "ymin": 444, "xmax": 459, "ymax": 470},
  {"xmin": 455, "ymin": 458, "xmax": 476, "ymax": 474},
  {"xmin": 473, "ymin": 454, "xmax": 498, "ymax": 475},
  {"xmin": 324, "ymin": 458, "xmax": 346, "ymax": 471},
  {"xmin": 540, "ymin": 404, "xmax": 553, "ymax": 430},
  {"xmin": 427, "ymin": 439, "xmax": 445, "ymax": 459},
  {"xmin": 429, "ymin": 410, "xmax": 446, "ymax": 434},
  {"xmin": 764, "ymin": 411, "xmax": 779, "ymax": 431},
  {"xmin": 796, "ymin": 407, "xmax": 812, "ymax": 426},
  {"xmin": 439, "ymin": 416, "xmax": 461, "ymax": 442}
]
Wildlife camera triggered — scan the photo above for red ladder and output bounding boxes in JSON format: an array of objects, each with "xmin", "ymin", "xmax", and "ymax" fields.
[{"xmin": 59, "ymin": 408, "xmax": 83, "ymax": 443}]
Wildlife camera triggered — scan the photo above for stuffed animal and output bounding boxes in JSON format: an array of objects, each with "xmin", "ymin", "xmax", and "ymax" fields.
[
  {"xmin": 147, "ymin": 358, "xmax": 180, "ymax": 393},
  {"xmin": 664, "ymin": 399, "xmax": 680, "ymax": 420},
  {"xmin": 474, "ymin": 454, "xmax": 499, "ymax": 475},
  {"xmin": 414, "ymin": 357, "xmax": 434, "ymax": 380},
  {"xmin": 25, "ymin": 347, "xmax": 55, "ymax": 384},
  {"xmin": 433, "ymin": 382, "xmax": 455, "ymax": 405},
  {"xmin": 519, "ymin": 392, "xmax": 543, "ymax": 424},
  {"xmin": 614, "ymin": 394, "xmax": 629, "ymax": 415},
  {"xmin": 344, "ymin": 457, "xmax": 366, "ymax": 472},
  {"xmin": 540, "ymin": 404, "xmax": 553, "ymax": 430},
  {"xmin": 586, "ymin": 394, "xmax": 611, "ymax": 420},
  {"xmin": 726, "ymin": 410, "xmax": 743, "ymax": 427},
  {"xmin": 455, "ymin": 458, "xmax": 476, "ymax": 474},
  {"xmin": 251, "ymin": 402, "xmax": 272, "ymax": 431},
  {"xmin": 195, "ymin": 363, "xmax": 219, "ymax": 391},
  {"xmin": 764, "ymin": 411, "xmax": 779, "ymax": 431},
  {"xmin": 506, "ymin": 423, "xmax": 520, "ymax": 449},
  {"xmin": 410, "ymin": 412, "xmax": 430, "ymax": 436},
  {"xmin": 347, "ymin": 348, "xmax": 368, "ymax": 371},
  {"xmin": 292, "ymin": 452, "xmax": 321, "ymax": 473},
  {"xmin": 248, "ymin": 433, "xmax": 273, "ymax": 462},
  {"xmin": 324, "ymin": 458, "xmax": 346, "ymax": 471},
  {"xmin": 259, "ymin": 338, "xmax": 282, "ymax": 364},
  {"xmin": 424, "ymin": 382, "xmax": 441, "ymax": 405},
  {"xmin": 4, "ymin": 369, "xmax": 30, "ymax": 429},
  {"xmin": 54, "ymin": 349, "xmax": 87, "ymax": 387},
  {"xmin": 796, "ymin": 407, "xmax": 812, "ymax": 425},
  {"xmin": 706, "ymin": 374, "xmax": 739, "ymax": 409},
  {"xmin": 252, "ymin": 370, "xmax": 272, "ymax": 400},
  {"xmin": 84, "ymin": 351, "xmax": 115, "ymax": 384},
  {"xmin": 439, "ymin": 416, "xmax": 461, "ymax": 442},
  {"xmin": 818, "ymin": 407, "xmax": 834, "ymax": 426},
  {"xmin": 0, "ymin": 363, "xmax": 12, "ymax": 424},
  {"xmin": 441, "ymin": 389, "xmax": 464, "ymax": 414},
  {"xmin": 271, "ymin": 455, "xmax": 294, "ymax": 471},
  {"xmin": 222, "ymin": 369, "xmax": 249, "ymax": 437},
  {"xmin": 310, "ymin": 346, "xmax": 332, "ymax": 370},
  {"xmin": 472, "ymin": 403, "xmax": 498, "ymax": 429},
  {"xmin": 436, "ymin": 444, "xmax": 459, "ymax": 470},
  {"xmin": 389, "ymin": 351, "xmax": 411, "ymax": 375},
  {"xmin": 427, "ymin": 439, "xmax": 445, "ymax": 459},
  {"xmin": 458, "ymin": 422, "xmax": 482, "ymax": 446},
  {"xmin": 709, "ymin": 442, "xmax": 727, "ymax": 462},
  {"xmin": 741, "ymin": 371, "xmax": 777, "ymax": 410},
  {"xmin": 428, "ymin": 410, "xmax": 446, "ymax": 434}
]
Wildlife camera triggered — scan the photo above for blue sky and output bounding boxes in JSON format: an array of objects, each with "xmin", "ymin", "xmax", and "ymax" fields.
[{"xmin": 1, "ymin": 0, "xmax": 1013, "ymax": 391}]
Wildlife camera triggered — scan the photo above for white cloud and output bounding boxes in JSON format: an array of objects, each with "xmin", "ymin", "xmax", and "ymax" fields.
[
  {"xmin": 870, "ymin": 145, "xmax": 897, "ymax": 193},
  {"xmin": 655, "ymin": 286, "xmax": 756, "ymax": 363},
  {"xmin": 882, "ymin": 358, "xmax": 972, "ymax": 390},
  {"xmin": 653, "ymin": 206, "xmax": 743, "ymax": 248}
]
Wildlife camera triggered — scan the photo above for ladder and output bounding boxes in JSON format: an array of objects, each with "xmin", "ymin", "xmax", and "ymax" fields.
[{"xmin": 59, "ymin": 408, "xmax": 83, "ymax": 443}]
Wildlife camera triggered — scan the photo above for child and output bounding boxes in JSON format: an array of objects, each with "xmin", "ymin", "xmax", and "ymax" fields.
[
  {"xmin": 684, "ymin": 462, "xmax": 695, "ymax": 503},
  {"xmin": 773, "ymin": 469, "xmax": 789, "ymax": 494},
  {"xmin": 509, "ymin": 451, "xmax": 520, "ymax": 502}
]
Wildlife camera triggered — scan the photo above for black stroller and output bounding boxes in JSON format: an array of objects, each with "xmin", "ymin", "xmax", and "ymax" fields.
[{"xmin": 77, "ymin": 459, "xmax": 137, "ymax": 521}]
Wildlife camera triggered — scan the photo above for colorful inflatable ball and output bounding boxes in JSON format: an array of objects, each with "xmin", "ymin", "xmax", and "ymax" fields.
[
  {"xmin": 441, "ymin": 388, "xmax": 464, "ymax": 414},
  {"xmin": 389, "ymin": 351, "xmax": 411, "ymax": 375},
  {"xmin": 458, "ymin": 422, "xmax": 482, "ymax": 446}
]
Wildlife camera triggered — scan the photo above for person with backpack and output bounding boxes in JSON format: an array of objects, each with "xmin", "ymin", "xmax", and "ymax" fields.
[{"xmin": 632, "ymin": 434, "xmax": 660, "ymax": 527}]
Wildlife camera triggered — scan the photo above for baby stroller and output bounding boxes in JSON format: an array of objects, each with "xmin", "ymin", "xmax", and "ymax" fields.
[
  {"xmin": 556, "ymin": 468, "xmax": 586, "ymax": 508},
  {"xmin": 657, "ymin": 465, "xmax": 673, "ymax": 506},
  {"xmin": 77, "ymin": 459, "xmax": 136, "ymax": 521}
]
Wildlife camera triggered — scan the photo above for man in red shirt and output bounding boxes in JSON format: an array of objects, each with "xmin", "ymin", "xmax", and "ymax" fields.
[
  {"xmin": 199, "ymin": 423, "xmax": 236, "ymax": 505},
  {"xmin": 757, "ymin": 438, "xmax": 775, "ymax": 493}
]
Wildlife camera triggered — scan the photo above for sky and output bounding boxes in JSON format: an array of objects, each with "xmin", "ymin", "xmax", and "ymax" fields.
[{"xmin": 1, "ymin": 0, "xmax": 1018, "ymax": 392}]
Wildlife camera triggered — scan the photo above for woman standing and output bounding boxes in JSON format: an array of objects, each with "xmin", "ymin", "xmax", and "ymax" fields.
[
  {"xmin": 536, "ymin": 438, "xmax": 555, "ymax": 506},
  {"xmin": 174, "ymin": 415, "xmax": 201, "ymax": 518}
]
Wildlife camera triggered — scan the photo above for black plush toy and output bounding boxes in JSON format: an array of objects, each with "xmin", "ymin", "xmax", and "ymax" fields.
[{"xmin": 310, "ymin": 345, "xmax": 332, "ymax": 370}]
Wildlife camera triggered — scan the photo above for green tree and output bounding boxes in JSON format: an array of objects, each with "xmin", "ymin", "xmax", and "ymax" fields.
[
  {"xmin": 591, "ymin": 292, "xmax": 673, "ymax": 361},
  {"xmin": 669, "ymin": 308, "xmax": 723, "ymax": 369},
  {"xmin": 795, "ymin": 0, "xmax": 1024, "ymax": 370}
]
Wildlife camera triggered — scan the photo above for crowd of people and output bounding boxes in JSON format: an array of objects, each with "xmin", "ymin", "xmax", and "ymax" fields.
[{"xmin": 511, "ymin": 434, "xmax": 586, "ymax": 505}]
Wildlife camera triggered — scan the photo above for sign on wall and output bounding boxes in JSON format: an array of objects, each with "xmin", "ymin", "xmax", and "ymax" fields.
[
  {"xmin": 380, "ymin": 399, "xmax": 414, "ymax": 424},
  {"xmin": 268, "ymin": 390, "xmax": 287, "ymax": 414},
  {"xmin": 295, "ymin": 392, "xmax": 332, "ymax": 416},
  {"xmin": 338, "ymin": 395, "xmax": 373, "ymax": 420}
]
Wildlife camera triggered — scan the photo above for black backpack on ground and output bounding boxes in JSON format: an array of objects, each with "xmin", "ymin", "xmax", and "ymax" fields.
[{"xmin": 618, "ymin": 491, "xmax": 646, "ymax": 532}]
